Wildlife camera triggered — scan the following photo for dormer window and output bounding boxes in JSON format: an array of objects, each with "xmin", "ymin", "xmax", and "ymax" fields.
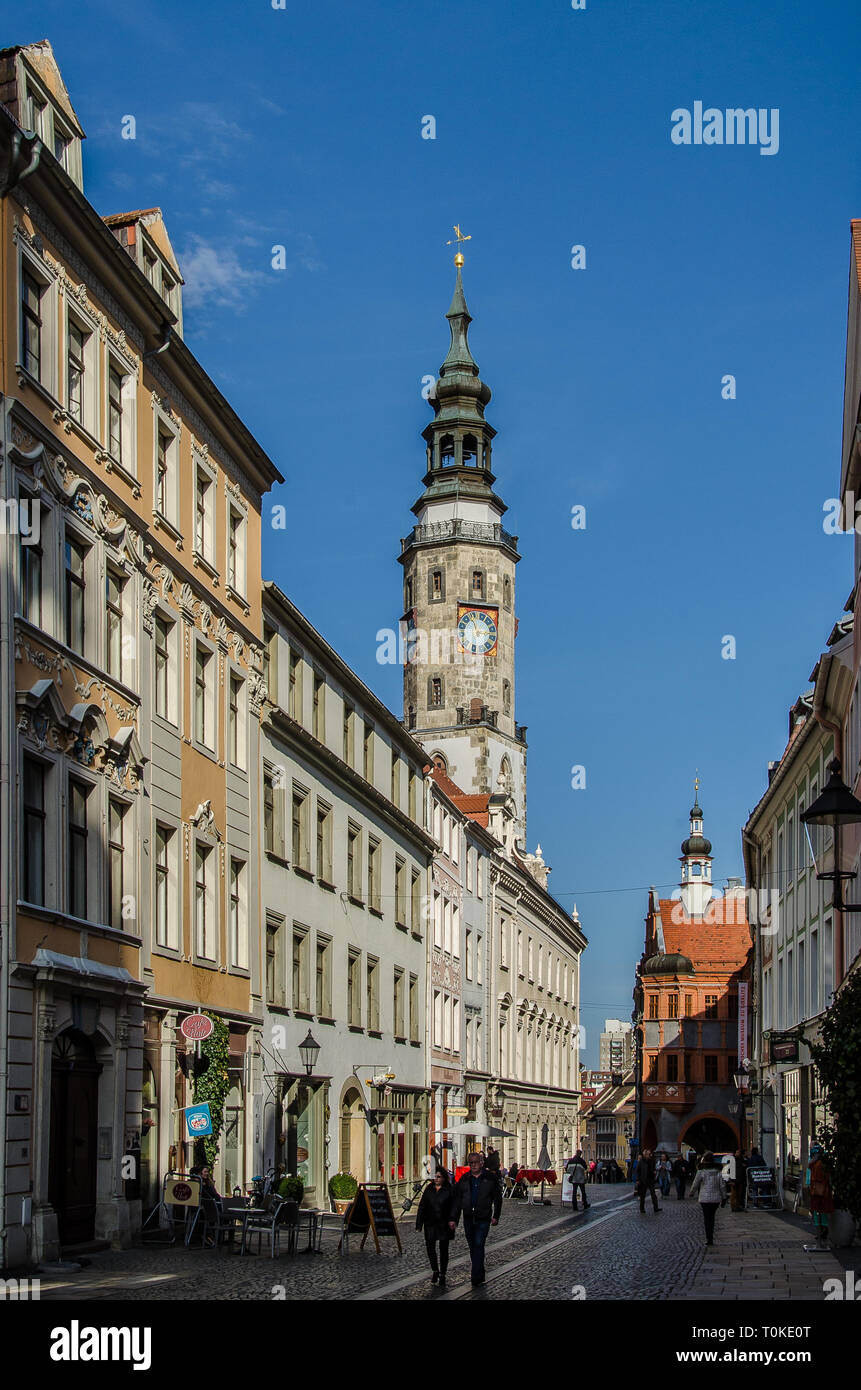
[
  {"xmin": 23, "ymin": 70, "xmax": 83, "ymax": 190},
  {"xmin": 53, "ymin": 128, "xmax": 70, "ymax": 170},
  {"xmin": 27, "ymin": 89, "xmax": 47, "ymax": 138}
]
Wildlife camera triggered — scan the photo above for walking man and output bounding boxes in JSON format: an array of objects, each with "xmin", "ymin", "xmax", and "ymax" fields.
[
  {"xmin": 671, "ymin": 1154, "xmax": 688, "ymax": 1200},
  {"xmin": 449, "ymin": 1150, "xmax": 502, "ymax": 1286},
  {"xmin": 633, "ymin": 1148, "xmax": 662, "ymax": 1214},
  {"xmin": 566, "ymin": 1151, "xmax": 589, "ymax": 1211}
]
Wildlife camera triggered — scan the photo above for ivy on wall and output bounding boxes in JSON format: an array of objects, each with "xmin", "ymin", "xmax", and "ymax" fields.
[
  {"xmin": 807, "ymin": 969, "xmax": 861, "ymax": 1221},
  {"xmin": 191, "ymin": 1013, "xmax": 231, "ymax": 1171}
]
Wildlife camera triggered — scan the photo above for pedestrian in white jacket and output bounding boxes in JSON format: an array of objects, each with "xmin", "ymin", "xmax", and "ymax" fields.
[{"xmin": 689, "ymin": 1152, "xmax": 729, "ymax": 1246}]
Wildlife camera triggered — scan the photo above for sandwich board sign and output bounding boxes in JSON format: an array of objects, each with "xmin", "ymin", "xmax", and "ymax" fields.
[{"xmin": 342, "ymin": 1183, "xmax": 402, "ymax": 1254}]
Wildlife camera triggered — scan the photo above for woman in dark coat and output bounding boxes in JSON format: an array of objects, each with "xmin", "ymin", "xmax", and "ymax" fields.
[{"xmin": 416, "ymin": 1171, "xmax": 454, "ymax": 1285}]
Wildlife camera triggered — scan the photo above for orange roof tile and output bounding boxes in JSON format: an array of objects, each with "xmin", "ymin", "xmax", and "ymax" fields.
[
  {"xmin": 657, "ymin": 898, "xmax": 750, "ymax": 973},
  {"xmin": 430, "ymin": 766, "xmax": 491, "ymax": 825}
]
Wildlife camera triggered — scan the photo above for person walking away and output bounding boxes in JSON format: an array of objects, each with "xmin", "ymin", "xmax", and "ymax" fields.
[
  {"xmin": 656, "ymin": 1153, "xmax": 671, "ymax": 1198},
  {"xmin": 806, "ymin": 1144, "xmax": 834, "ymax": 1248},
  {"xmin": 416, "ymin": 1170, "xmax": 454, "ymax": 1285},
  {"xmin": 671, "ymin": 1155, "xmax": 688, "ymax": 1200},
  {"xmin": 689, "ymin": 1151, "xmax": 728, "ymax": 1246},
  {"xmin": 566, "ymin": 1153, "xmax": 589, "ymax": 1211},
  {"xmin": 449, "ymin": 1150, "xmax": 502, "ymax": 1286},
  {"xmin": 588, "ymin": 1159, "xmax": 597, "ymax": 1183},
  {"xmin": 634, "ymin": 1149, "xmax": 661, "ymax": 1214},
  {"xmin": 485, "ymin": 1146, "xmax": 501, "ymax": 1183}
]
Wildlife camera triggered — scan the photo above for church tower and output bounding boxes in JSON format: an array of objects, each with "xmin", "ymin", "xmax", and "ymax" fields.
[
  {"xmin": 399, "ymin": 251, "xmax": 527, "ymax": 841},
  {"xmin": 679, "ymin": 781, "xmax": 714, "ymax": 917}
]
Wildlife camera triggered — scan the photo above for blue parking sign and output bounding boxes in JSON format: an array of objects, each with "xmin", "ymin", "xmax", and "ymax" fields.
[{"xmin": 185, "ymin": 1103, "xmax": 213, "ymax": 1138}]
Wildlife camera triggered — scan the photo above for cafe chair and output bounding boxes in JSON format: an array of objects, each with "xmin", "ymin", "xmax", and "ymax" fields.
[
  {"xmin": 200, "ymin": 1196, "xmax": 239, "ymax": 1252},
  {"xmin": 241, "ymin": 1195, "xmax": 299, "ymax": 1258}
]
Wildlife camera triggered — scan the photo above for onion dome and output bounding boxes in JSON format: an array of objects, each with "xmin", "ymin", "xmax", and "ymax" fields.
[
  {"xmin": 681, "ymin": 830, "xmax": 712, "ymax": 856},
  {"xmin": 641, "ymin": 952, "xmax": 694, "ymax": 976}
]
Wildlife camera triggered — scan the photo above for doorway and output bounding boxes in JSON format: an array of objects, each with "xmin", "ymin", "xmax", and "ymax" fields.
[
  {"xmin": 339, "ymin": 1087, "xmax": 366, "ymax": 1181},
  {"xmin": 49, "ymin": 1029, "xmax": 101, "ymax": 1245},
  {"xmin": 680, "ymin": 1115, "xmax": 738, "ymax": 1155}
]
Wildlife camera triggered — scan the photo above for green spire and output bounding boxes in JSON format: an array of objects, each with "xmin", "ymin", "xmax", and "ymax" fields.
[{"xmin": 441, "ymin": 266, "xmax": 478, "ymax": 376}]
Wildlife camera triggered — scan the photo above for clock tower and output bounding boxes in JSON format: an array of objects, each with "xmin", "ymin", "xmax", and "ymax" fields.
[{"xmin": 399, "ymin": 256, "xmax": 527, "ymax": 841}]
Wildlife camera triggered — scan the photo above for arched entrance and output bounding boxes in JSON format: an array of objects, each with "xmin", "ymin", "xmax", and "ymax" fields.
[
  {"xmin": 681, "ymin": 1115, "xmax": 739, "ymax": 1155},
  {"xmin": 339, "ymin": 1087, "xmax": 366, "ymax": 1180},
  {"xmin": 643, "ymin": 1116, "xmax": 658, "ymax": 1151},
  {"xmin": 49, "ymin": 1029, "xmax": 101, "ymax": 1244}
]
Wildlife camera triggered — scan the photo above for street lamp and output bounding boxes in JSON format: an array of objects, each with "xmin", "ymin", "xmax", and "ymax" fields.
[
  {"xmin": 298, "ymin": 1029, "xmax": 320, "ymax": 1077},
  {"xmin": 800, "ymin": 759, "xmax": 861, "ymax": 911}
]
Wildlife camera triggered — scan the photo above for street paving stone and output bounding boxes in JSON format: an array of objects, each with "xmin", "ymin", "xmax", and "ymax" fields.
[{"xmin": 33, "ymin": 1186, "xmax": 851, "ymax": 1302}]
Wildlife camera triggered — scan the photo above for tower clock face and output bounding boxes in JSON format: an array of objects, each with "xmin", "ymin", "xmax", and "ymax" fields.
[{"xmin": 457, "ymin": 607, "xmax": 498, "ymax": 655}]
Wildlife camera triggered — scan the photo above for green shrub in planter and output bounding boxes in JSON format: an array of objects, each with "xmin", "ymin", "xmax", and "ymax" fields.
[
  {"xmin": 329, "ymin": 1172, "xmax": 358, "ymax": 1201},
  {"xmin": 276, "ymin": 1175, "xmax": 305, "ymax": 1203}
]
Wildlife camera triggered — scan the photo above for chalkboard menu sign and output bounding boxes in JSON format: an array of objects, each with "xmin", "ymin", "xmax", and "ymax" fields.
[{"xmin": 342, "ymin": 1183, "xmax": 402, "ymax": 1254}]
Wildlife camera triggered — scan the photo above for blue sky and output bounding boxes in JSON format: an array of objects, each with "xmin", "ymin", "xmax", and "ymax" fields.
[{"xmin": 28, "ymin": 0, "xmax": 861, "ymax": 1062}]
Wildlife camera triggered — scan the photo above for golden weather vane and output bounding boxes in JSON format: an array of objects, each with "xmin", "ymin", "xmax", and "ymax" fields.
[{"xmin": 446, "ymin": 224, "xmax": 472, "ymax": 267}]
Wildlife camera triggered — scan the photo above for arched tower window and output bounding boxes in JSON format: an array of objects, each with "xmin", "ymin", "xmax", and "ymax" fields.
[
  {"xmin": 429, "ymin": 676, "xmax": 444, "ymax": 708},
  {"xmin": 440, "ymin": 435, "xmax": 455, "ymax": 468},
  {"xmin": 503, "ymin": 680, "xmax": 511, "ymax": 714},
  {"xmin": 503, "ymin": 575, "xmax": 512, "ymax": 610},
  {"xmin": 428, "ymin": 567, "xmax": 445, "ymax": 602},
  {"xmin": 471, "ymin": 569, "xmax": 485, "ymax": 599},
  {"xmin": 463, "ymin": 434, "xmax": 478, "ymax": 466}
]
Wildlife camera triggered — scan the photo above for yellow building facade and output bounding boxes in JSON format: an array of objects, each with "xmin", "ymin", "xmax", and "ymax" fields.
[{"xmin": 0, "ymin": 41, "xmax": 281, "ymax": 1264}]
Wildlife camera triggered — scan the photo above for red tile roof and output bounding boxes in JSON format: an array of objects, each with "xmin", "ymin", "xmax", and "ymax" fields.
[
  {"xmin": 657, "ymin": 898, "xmax": 750, "ymax": 973},
  {"xmin": 430, "ymin": 767, "xmax": 491, "ymax": 825}
]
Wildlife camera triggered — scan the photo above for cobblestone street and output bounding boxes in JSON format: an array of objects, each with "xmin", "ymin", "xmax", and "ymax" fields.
[{"xmin": 34, "ymin": 1188, "xmax": 850, "ymax": 1303}]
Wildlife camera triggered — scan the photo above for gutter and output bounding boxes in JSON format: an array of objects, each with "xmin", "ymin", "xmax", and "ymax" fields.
[{"xmin": 0, "ymin": 124, "xmax": 40, "ymax": 197}]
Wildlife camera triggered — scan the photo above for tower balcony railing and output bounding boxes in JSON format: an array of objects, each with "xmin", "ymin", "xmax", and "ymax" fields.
[
  {"xmin": 456, "ymin": 705, "xmax": 498, "ymax": 729},
  {"xmin": 401, "ymin": 519, "xmax": 519, "ymax": 552}
]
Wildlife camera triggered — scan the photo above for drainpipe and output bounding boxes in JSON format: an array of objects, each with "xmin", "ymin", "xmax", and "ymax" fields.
[
  {"xmin": 811, "ymin": 686, "xmax": 845, "ymax": 986},
  {"xmin": 0, "ymin": 129, "xmax": 41, "ymax": 198},
  {"xmin": 142, "ymin": 324, "xmax": 172, "ymax": 362}
]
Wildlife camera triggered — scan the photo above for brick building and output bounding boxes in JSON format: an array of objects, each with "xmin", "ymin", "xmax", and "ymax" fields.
[{"xmin": 633, "ymin": 793, "xmax": 752, "ymax": 1157}]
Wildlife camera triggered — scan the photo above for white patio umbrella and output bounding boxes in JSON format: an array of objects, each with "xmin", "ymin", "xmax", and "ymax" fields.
[{"xmin": 441, "ymin": 1121, "xmax": 517, "ymax": 1138}]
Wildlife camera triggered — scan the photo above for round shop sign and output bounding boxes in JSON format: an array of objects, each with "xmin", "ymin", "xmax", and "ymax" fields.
[
  {"xmin": 172, "ymin": 1182, "xmax": 193, "ymax": 1202},
  {"xmin": 181, "ymin": 1013, "xmax": 214, "ymax": 1042}
]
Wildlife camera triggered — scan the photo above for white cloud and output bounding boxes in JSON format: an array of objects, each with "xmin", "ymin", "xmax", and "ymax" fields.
[{"xmin": 179, "ymin": 236, "xmax": 268, "ymax": 311}]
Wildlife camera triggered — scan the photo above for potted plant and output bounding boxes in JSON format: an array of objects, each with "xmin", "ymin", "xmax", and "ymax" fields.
[
  {"xmin": 329, "ymin": 1171, "xmax": 358, "ymax": 1214},
  {"xmin": 276, "ymin": 1174, "xmax": 305, "ymax": 1204}
]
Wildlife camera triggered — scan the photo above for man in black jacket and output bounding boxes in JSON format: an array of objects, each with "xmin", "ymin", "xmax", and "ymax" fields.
[
  {"xmin": 449, "ymin": 1151, "xmax": 503, "ymax": 1285},
  {"xmin": 634, "ymin": 1148, "xmax": 662, "ymax": 1214}
]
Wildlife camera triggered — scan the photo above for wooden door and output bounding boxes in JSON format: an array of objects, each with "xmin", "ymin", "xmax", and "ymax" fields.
[{"xmin": 49, "ymin": 1032, "xmax": 99, "ymax": 1244}]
